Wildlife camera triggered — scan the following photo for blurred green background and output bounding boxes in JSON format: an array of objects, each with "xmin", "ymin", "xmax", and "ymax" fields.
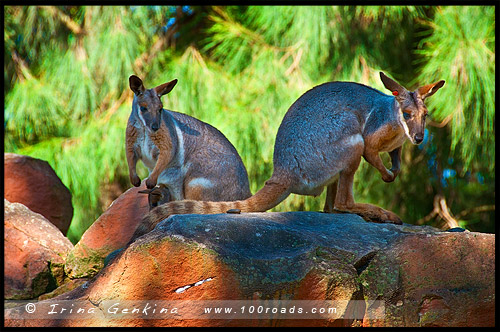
[{"xmin": 4, "ymin": 6, "xmax": 495, "ymax": 243}]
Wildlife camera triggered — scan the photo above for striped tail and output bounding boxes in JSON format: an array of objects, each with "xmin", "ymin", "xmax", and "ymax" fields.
[{"xmin": 131, "ymin": 176, "xmax": 291, "ymax": 240}]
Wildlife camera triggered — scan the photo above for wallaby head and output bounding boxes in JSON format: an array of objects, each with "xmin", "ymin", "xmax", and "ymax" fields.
[
  {"xmin": 129, "ymin": 75, "xmax": 178, "ymax": 133},
  {"xmin": 380, "ymin": 72, "xmax": 445, "ymax": 144}
]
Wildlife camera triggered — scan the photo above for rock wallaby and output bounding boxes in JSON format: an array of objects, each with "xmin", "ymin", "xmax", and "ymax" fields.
[
  {"xmin": 126, "ymin": 75, "xmax": 251, "ymax": 208},
  {"xmin": 132, "ymin": 72, "xmax": 445, "ymax": 238}
]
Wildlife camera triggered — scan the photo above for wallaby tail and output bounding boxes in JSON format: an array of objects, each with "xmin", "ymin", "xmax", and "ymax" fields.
[{"xmin": 131, "ymin": 176, "xmax": 290, "ymax": 241}]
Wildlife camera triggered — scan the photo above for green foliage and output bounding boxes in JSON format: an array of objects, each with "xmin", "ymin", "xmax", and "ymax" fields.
[
  {"xmin": 5, "ymin": 78, "xmax": 68, "ymax": 146},
  {"xmin": 4, "ymin": 6, "xmax": 495, "ymax": 243},
  {"xmin": 416, "ymin": 6, "xmax": 495, "ymax": 172}
]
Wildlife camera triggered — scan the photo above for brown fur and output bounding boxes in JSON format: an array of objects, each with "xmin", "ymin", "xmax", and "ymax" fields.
[
  {"xmin": 146, "ymin": 123, "xmax": 174, "ymax": 189},
  {"xmin": 333, "ymin": 140, "xmax": 401, "ymax": 222},
  {"xmin": 363, "ymin": 124, "xmax": 405, "ymax": 183},
  {"xmin": 183, "ymin": 184, "xmax": 205, "ymax": 201},
  {"xmin": 417, "ymin": 81, "xmax": 445, "ymax": 99},
  {"xmin": 323, "ymin": 180, "xmax": 338, "ymax": 213},
  {"xmin": 125, "ymin": 124, "xmax": 141, "ymax": 187}
]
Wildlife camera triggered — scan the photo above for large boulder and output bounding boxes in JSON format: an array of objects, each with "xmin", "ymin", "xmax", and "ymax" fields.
[
  {"xmin": 360, "ymin": 231, "xmax": 495, "ymax": 327},
  {"xmin": 4, "ymin": 212, "xmax": 494, "ymax": 327},
  {"xmin": 4, "ymin": 153, "xmax": 73, "ymax": 235},
  {"xmin": 64, "ymin": 183, "xmax": 149, "ymax": 279},
  {"xmin": 4, "ymin": 199, "xmax": 74, "ymax": 300}
]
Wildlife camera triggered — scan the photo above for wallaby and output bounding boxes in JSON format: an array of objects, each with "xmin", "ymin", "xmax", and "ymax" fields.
[
  {"xmin": 126, "ymin": 75, "xmax": 251, "ymax": 208},
  {"xmin": 132, "ymin": 72, "xmax": 445, "ymax": 238}
]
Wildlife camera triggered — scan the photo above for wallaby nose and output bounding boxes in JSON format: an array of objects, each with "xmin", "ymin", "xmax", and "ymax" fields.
[
  {"xmin": 151, "ymin": 123, "xmax": 159, "ymax": 132},
  {"xmin": 414, "ymin": 133, "xmax": 424, "ymax": 144}
]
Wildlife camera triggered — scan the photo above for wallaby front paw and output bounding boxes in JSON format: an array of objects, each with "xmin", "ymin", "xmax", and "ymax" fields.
[
  {"xmin": 379, "ymin": 210, "xmax": 402, "ymax": 224},
  {"xmin": 362, "ymin": 208, "xmax": 402, "ymax": 225},
  {"xmin": 146, "ymin": 177, "xmax": 157, "ymax": 189},
  {"xmin": 390, "ymin": 167, "xmax": 400, "ymax": 179},
  {"xmin": 130, "ymin": 174, "xmax": 141, "ymax": 187},
  {"xmin": 382, "ymin": 170, "xmax": 396, "ymax": 182}
]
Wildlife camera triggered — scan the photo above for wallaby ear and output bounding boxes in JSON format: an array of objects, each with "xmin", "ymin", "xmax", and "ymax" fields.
[
  {"xmin": 416, "ymin": 80, "xmax": 445, "ymax": 100},
  {"xmin": 380, "ymin": 72, "xmax": 409, "ymax": 100},
  {"xmin": 129, "ymin": 75, "xmax": 146, "ymax": 96},
  {"xmin": 154, "ymin": 79, "xmax": 178, "ymax": 97}
]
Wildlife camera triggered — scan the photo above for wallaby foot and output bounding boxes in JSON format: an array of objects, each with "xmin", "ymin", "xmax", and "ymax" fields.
[
  {"xmin": 130, "ymin": 174, "xmax": 141, "ymax": 187},
  {"xmin": 149, "ymin": 186, "xmax": 171, "ymax": 209},
  {"xmin": 138, "ymin": 186, "xmax": 172, "ymax": 210},
  {"xmin": 335, "ymin": 153, "xmax": 402, "ymax": 225},
  {"xmin": 334, "ymin": 203, "xmax": 402, "ymax": 224}
]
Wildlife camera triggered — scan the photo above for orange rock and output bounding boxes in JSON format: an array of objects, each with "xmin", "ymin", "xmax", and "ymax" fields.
[
  {"xmin": 4, "ymin": 212, "xmax": 495, "ymax": 327},
  {"xmin": 360, "ymin": 232, "xmax": 495, "ymax": 327},
  {"xmin": 4, "ymin": 200, "xmax": 74, "ymax": 300},
  {"xmin": 64, "ymin": 183, "xmax": 149, "ymax": 279},
  {"xmin": 4, "ymin": 153, "xmax": 73, "ymax": 235}
]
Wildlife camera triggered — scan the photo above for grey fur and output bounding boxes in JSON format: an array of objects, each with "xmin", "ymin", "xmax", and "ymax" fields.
[
  {"xmin": 273, "ymin": 81, "xmax": 404, "ymax": 196},
  {"xmin": 129, "ymin": 96, "xmax": 251, "ymax": 201}
]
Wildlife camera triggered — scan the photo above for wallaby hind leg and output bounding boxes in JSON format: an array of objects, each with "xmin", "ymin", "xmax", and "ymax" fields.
[
  {"xmin": 334, "ymin": 154, "xmax": 402, "ymax": 224},
  {"xmin": 139, "ymin": 186, "xmax": 172, "ymax": 210},
  {"xmin": 323, "ymin": 180, "xmax": 338, "ymax": 213},
  {"xmin": 150, "ymin": 185, "xmax": 171, "ymax": 209}
]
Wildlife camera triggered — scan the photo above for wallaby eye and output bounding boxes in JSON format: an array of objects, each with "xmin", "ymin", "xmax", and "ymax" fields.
[
  {"xmin": 402, "ymin": 111, "xmax": 411, "ymax": 120},
  {"xmin": 140, "ymin": 106, "xmax": 147, "ymax": 112}
]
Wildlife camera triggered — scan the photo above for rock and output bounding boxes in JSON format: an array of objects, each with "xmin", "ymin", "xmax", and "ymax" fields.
[
  {"xmin": 4, "ymin": 153, "xmax": 73, "ymax": 235},
  {"xmin": 37, "ymin": 278, "xmax": 88, "ymax": 301},
  {"xmin": 64, "ymin": 183, "xmax": 149, "ymax": 279},
  {"xmin": 4, "ymin": 212, "xmax": 494, "ymax": 327},
  {"xmin": 360, "ymin": 231, "xmax": 495, "ymax": 327},
  {"xmin": 4, "ymin": 199, "xmax": 74, "ymax": 300}
]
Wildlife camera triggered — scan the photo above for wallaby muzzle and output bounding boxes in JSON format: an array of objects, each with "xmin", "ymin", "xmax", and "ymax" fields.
[
  {"xmin": 405, "ymin": 118, "xmax": 426, "ymax": 145},
  {"xmin": 405, "ymin": 111, "xmax": 427, "ymax": 145},
  {"xmin": 414, "ymin": 133, "xmax": 424, "ymax": 144},
  {"xmin": 150, "ymin": 118, "xmax": 160, "ymax": 132},
  {"xmin": 141, "ymin": 109, "xmax": 162, "ymax": 133}
]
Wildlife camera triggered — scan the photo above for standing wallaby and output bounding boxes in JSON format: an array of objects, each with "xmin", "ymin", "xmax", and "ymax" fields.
[
  {"xmin": 132, "ymin": 72, "xmax": 444, "ymax": 238},
  {"xmin": 126, "ymin": 75, "xmax": 251, "ymax": 208}
]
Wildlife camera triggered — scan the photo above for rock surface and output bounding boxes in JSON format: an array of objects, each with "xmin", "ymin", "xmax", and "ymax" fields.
[
  {"xmin": 4, "ymin": 153, "xmax": 73, "ymax": 235},
  {"xmin": 4, "ymin": 212, "xmax": 494, "ymax": 327},
  {"xmin": 4, "ymin": 199, "xmax": 74, "ymax": 300},
  {"xmin": 64, "ymin": 183, "xmax": 149, "ymax": 279},
  {"xmin": 359, "ymin": 231, "xmax": 495, "ymax": 327}
]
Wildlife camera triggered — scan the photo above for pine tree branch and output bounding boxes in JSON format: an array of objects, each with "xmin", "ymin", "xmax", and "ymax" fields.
[
  {"xmin": 436, "ymin": 195, "xmax": 459, "ymax": 229},
  {"xmin": 40, "ymin": 6, "xmax": 84, "ymax": 35},
  {"xmin": 210, "ymin": 6, "xmax": 294, "ymax": 53},
  {"xmin": 101, "ymin": 90, "xmax": 133, "ymax": 123},
  {"xmin": 11, "ymin": 51, "xmax": 33, "ymax": 82},
  {"xmin": 133, "ymin": 36, "xmax": 167, "ymax": 74},
  {"xmin": 455, "ymin": 205, "xmax": 495, "ymax": 220},
  {"xmin": 284, "ymin": 48, "xmax": 303, "ymax": 76},
  {"xmin": 427, "ymin": 113, "xmax": 453, "ymax": 128},
  {"xmin": 417, "ymin": 194, "xmax": 460, "ymax": 230}
]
